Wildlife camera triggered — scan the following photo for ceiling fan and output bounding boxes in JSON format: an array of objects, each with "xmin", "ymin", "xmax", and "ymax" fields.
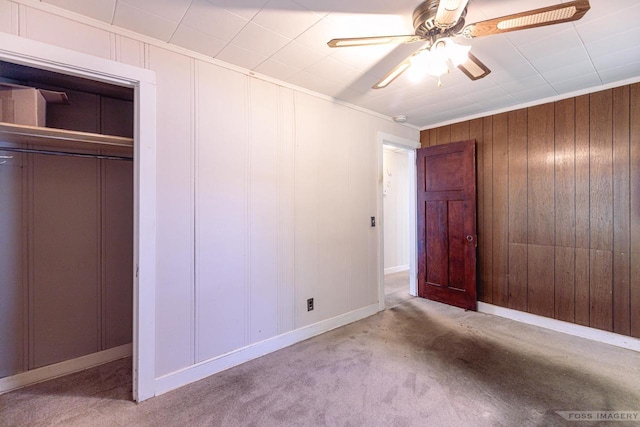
[{"xmin": 327, "ymin": 0, "xmax": 591, "ymax": 89}]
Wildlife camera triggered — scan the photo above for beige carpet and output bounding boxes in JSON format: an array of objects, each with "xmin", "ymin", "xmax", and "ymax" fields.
[
  {"xmin": 2, "ymin": 296, "xmax": 639, "ymax": 426},
  {"xmin": 384, "ymin": 270, "xmax": 412, "ymax": 308}
]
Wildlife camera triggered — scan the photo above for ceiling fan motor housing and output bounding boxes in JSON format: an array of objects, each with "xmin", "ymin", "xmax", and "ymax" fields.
[{"xmin": 413, "ymin": 0, "xmax": 467, "ymax": 38}]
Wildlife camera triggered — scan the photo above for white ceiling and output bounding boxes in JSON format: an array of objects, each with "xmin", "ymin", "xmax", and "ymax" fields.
[{"xmin": 41, "ymin": 0, "xmax": 640, "ymax": 128}]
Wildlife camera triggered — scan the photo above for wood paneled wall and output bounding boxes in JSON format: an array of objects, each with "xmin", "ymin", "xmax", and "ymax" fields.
[{"xmin": 420, "ymin": 84, "xmax": 640, "ymax": 338}]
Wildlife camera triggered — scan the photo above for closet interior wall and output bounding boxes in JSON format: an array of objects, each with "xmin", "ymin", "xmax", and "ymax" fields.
[{"xmin": 0, "ymin": 66, "xmax": 134, "ymax": 378}]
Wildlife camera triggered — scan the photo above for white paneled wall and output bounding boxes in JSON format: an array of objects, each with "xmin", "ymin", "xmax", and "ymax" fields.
[
  {"xmin": 114, "ymin": 35, "xmax": 144, "ymax": 68},
  {"xmin": 0, "ymin": 1, "xmax": 17, "ymax": 34},
  {"xmin": 316, "ymin": 100, "xmax": 352, "ymax": 321},
  {"xmin": 1, "ymin": 0, "xmax": 418, "ymax": 390},
  {"xmin": 23, "ymin": 7, "xmax": 111, "ymax": 58},
  {"xmin": 275, "ymin": 87, "xmax": 296, "ymax": 336},
  {"xmin": 247, "ymin": 79, "xmax": 286, "ymax": 343},
  {"xmin": 150, "ymin": 46, "xmax": 194, "ymax": 376},
  {"xmin": 293, "ymin": 92, "xmax": 321, "ymax": 327},
  {"xmin": 196, "ymin": 61, "xmax": 249, "ymax": 361}
]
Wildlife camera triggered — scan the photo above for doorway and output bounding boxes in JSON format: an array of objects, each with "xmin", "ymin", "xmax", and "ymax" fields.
[
  {"xmin": 377, "ymin": 132, "xmax": 420, "ymax": 311},
  {"xmin": 382, "ymin": 145, "xmax": 412, "ymax": 307}
]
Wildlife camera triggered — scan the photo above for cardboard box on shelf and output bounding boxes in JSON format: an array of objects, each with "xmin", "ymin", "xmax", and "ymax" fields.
[
  {"xmin": 0, "ymin": 83, "xmax": 69, "ymax": 127},
  {"xmin": 0, "ymin": 98, "xmax": 15, "ymax": 123}
]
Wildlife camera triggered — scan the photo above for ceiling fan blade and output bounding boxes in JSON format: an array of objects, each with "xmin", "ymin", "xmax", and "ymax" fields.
[
  {"xmin": 435, "ymin": 0, "xmax": 470, "ymax": 28},
  {"xmin": 328, "ymin": 35, "xmax": 423, "ymax": 48},
  {"xmin": 463, "ymin": 0, "xmax": 590, "ymax": 38},
  {"xmin": 372, "ymin": 51, "xmax": 420, "ymax": 89},
  {"xmin": 457, "ymin": 53, "xmax": 491, "ymax": 80}
]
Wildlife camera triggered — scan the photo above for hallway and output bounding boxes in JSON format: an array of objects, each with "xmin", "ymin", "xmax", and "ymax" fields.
[{"xmin": 384, "ymin": 270, "xmax": 413, "ymax": 308}]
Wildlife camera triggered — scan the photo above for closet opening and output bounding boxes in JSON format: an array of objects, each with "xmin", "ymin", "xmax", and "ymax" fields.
[{"xmin": 0, "ymin": 60, "xmax": 135, "ymax": 399}]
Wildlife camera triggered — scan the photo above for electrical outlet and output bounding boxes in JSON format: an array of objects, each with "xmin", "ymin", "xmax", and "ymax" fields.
[{"xmin": 307, "ymin": 298, "xmax": 314, "ymax": 311}]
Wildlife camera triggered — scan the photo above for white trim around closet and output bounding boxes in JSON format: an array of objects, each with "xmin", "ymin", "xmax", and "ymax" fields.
[
  {"xmin": 0, "ymin": 32, "xmax": 157, "ymax": 402},
  {"xmin": 0, "ymin": 344, "xmax": 132, "ymax": 394}
]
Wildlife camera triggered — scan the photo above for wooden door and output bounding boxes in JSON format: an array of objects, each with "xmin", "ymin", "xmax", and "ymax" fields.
[{"xmin": 417, "ymin": 140, "xmax": 477, "ymax": 310}]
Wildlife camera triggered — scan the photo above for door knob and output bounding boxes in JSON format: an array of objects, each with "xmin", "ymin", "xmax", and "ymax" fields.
[{"xmin": 466, "ymin": 235, "xmax": 473, "ymax": 243}]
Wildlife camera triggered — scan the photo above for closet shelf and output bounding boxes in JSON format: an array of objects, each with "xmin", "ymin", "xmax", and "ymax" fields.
[{"xmin": 0, "ymin": 122, "xmax": 134, "ymax": 153}]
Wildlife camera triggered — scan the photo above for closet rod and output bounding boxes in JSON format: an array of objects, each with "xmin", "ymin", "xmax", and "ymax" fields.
[{"xmin": 0, "ymin": 146, "xmax": 133, "ymax": 161}]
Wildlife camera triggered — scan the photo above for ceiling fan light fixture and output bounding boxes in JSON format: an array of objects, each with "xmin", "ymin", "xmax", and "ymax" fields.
[
  {"xmin": 461, "ymin": 59, "xmax": 485, "ymax": 76},
  {"xmin": 449, "ymin": 44, "xmax": 471, "ymax": 67},
  {"xmin": 352, "ymin": 0, "xmax": 590, "ymax": 90},
  {"xmin": 408, "ymin": 50, "xmax": 431, "ymax": 81},
  {"xmin": 424, "ymin": 40, "xmax": 448, "ymax": 75},
  {"xmin": 405, "ymin": 39, "xmax": 471, "ymax": 81},
  {"xmin": 374, "ymin": 62, "xmax": 411, "ymax": 89},
  {"xmin": 439, "ymin": 39, "xmax": 471, "ymax": 67},
  {"xmin": 425, "ymin": 61, "xmax": 449, "ymax": 77},
  {"xmin": 497, "ymin": 6, "xmax": 577, "ymax": 30},
  {"xmin": 457, "ymin": 53, "xmax": 491, "ymax": 80},
  {"xmin": 334, "ymin": 37, "xmax": 392, "ymax": 47},
  {"xmin": 435, "ymin": 0, "xmax": 467, "ymax": 28}
]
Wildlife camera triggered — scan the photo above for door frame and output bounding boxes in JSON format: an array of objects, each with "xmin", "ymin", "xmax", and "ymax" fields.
[
  {"xmin": 0, "ymin": 33, "xmax": 157, "ymax": 402},
  {"xmin": 377, "ymin": 131, "xmax": 420, "ymax": 311}
]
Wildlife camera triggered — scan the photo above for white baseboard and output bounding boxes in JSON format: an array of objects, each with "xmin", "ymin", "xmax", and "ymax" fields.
[
  {"xmin": 155, "ymin": 303, "xmax": 380, "ymax": 396},
  {"xmin": 477, "ymin": 302, "xmax": 640, "ymax": 353},
  {"xmin": 384, "ymin": 265, "xmax": 409, "ymax": 275},
  {"xmin": 0, "ymin": 343, "xmax": 132, "ymax": 394}
]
